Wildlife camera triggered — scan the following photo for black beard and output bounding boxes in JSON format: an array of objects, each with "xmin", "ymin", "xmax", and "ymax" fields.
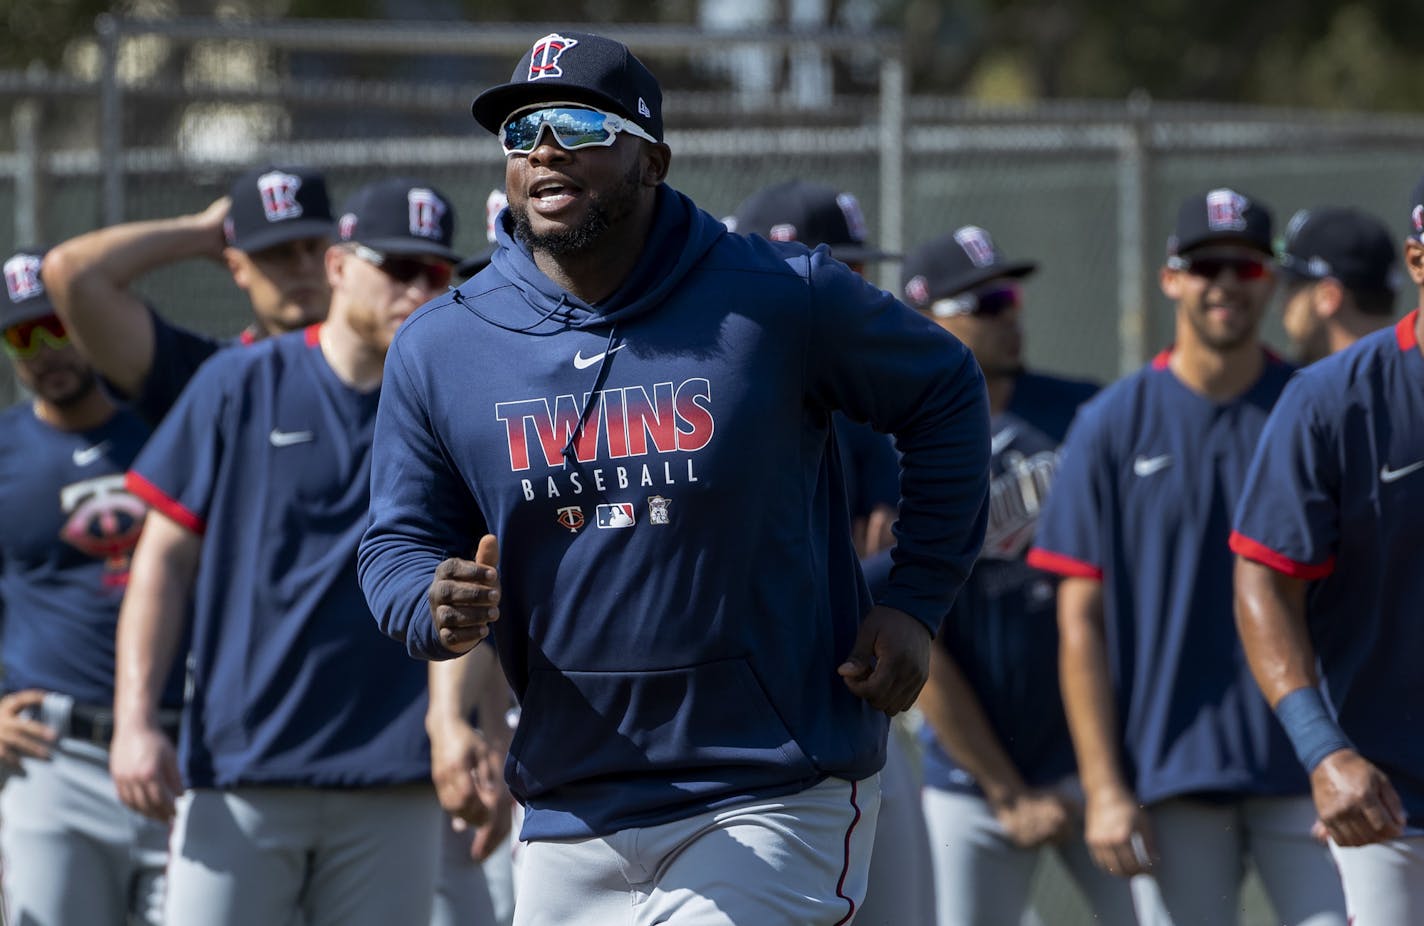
[
  {"xmin": 512, "ymin": 160, "xmax": 644, "ymax": 258},
  {"xmin": 42, "ymin": 368, "xmax": 99, "ymax": 408}
]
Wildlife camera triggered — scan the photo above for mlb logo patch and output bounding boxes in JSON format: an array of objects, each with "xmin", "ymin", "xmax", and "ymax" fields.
[
  {"xmin": 596, "ymin": 503, "xmax": 636, "ymax": 529},
  {"xmin": 407, "ymin": 188, "xmax": 446, "ymax": 240},
  {"xmin": 1205, "ymin": 188, "xmax": 1249, "ymax": 232},
  {"xmin": 954, "ymin": 226, "xmax": 997, "ymax": 268},
  {"xmin": 3, "ymin": 254, "xmax": 44, "ymax": 302},
  {"xmin": 257, "ymin": 170, "xmax": 304, "ymax": 222},
  {"xmin": 528, "ymin": 33, "xmax": 578, "ymax": 81}
]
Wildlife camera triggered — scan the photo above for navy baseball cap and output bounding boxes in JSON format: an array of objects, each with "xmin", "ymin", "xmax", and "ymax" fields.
[
  {"xmin": 223, "ymin": 165, "xmax": 334, "ymax": 254},
  {"xmin": 1168, "ymin": 187, "xmax": 1273, "ymax": 257},
  {"xmin": 2, "ymin": 249, "xmax": 56, "ymax": 329},
  {"xmin": 1279, "ymin": 206, "xmax": 1397, "ymax": 297},
  {"xmin": 899, "ymin": 226, "xmax": 1037, "ymax": 310},
  {"xmin": 337, "ymin": 177, "xmax": 461, "ymax": 262},
  {"xmin": 472, "ymin": 31, "xmax": 663, "ymax": 142},
  {"xmin": 731, "ymin": 181, "xmax": 894, "ymax": 263}
]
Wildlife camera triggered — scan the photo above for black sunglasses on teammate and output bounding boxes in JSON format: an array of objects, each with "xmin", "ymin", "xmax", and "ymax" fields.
[
  {"xmin": 1166, "ymin": 254, "xmax": 1271, "ymax": 281},
  {"xmin": 351, "ymin": 244, "xmax": 454, "ymax": 289}
]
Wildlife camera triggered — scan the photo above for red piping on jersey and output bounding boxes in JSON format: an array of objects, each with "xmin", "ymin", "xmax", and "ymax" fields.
[
  {"xmin": 1151, "ymin": 347, "xmax": 1173, "ymax": 370},
  {"xmin": 304, "ymin": 323, "xmax": 322, "ymax": 347},
  {"xmin": 238, "ymin": 328, "xmax": 258, "ymax": 346},
  {"xmin": 1397, "ymin": 310, "xmax": 1419, "ymax": 352},
  {"xmin": 126, "ymin": 471, "xmax": 206, "ymax": 536},
  {"xmin": 832, "ymin": 779, "xmax": 863, "ymax": 926},
  {"xmin": 1228, "ymin": 530, "xmax": 1334, "ymax": 580},
  {"xmin": 1026, "ymin": 547, "xmax": 1104, "ymax": 580}
]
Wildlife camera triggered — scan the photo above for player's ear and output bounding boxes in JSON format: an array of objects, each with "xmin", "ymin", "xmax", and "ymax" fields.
[
  {"xmin": 223, "ymin": 247, "xmax": 250, "ymax": 291},
  {"xmin": 1158, "ymin": 264, "xmax": 1183, "ymax": 300},
  {"xmin": 324, "ymin": 245, "xmax": 346, "ymax": 290},
  {"xmin": 1313, "ymin": 278, "xmax": 1344, "ymax": 319},
  {"xmin": 640, "ymin": 141, "xmax": 671, "ymax": 187}
]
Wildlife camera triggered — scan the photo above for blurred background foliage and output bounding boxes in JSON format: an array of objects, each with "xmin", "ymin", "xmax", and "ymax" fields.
[{"xmin": 1, "ymin": 0, "xmax": 1418, "ymax": 111}]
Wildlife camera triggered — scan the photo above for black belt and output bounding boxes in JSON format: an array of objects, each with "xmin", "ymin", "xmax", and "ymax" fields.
[{"xmin": 68, "ymin": 704, "xmax": 182, "ymax": 750}]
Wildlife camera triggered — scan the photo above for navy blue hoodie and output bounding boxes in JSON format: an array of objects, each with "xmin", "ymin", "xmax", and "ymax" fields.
[{"xmin": 359, "ymin": 186, "xmax": 989, "ymax": 839}]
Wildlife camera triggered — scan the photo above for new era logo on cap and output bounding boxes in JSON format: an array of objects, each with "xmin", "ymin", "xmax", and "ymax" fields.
[
  {"xmin": 528, "ymin": 33, "xmax": 579, "ymax": 81},
  {"xmin": 1206, "ymin": 188, "xmax": 1250, "ymax": 232},
  {"xmin": 4, "ymin": 254, "xmax": 43, "ymax": 303}
]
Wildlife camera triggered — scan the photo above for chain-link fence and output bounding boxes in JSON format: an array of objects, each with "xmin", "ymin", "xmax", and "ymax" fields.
[{"xmin": 1, "ymin": 22, "xmax": 1420, "ymax": 920}]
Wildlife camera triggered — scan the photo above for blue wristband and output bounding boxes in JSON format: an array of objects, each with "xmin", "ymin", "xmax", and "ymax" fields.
[{"xmin": 1274, "ymin": 687, "xmax": 1353, "ymax": 773}]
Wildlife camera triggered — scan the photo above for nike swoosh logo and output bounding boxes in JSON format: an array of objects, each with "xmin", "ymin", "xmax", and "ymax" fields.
[
  {"xmin": 1380, "ymin": 460, "xmax": 1424, "ymax": 483},
  {"xmin": 990, "ymin": 426, "xmax": 1018, "ymax": 456},
  {"xmin": 1133, "ymin": 454, "xmax": 1172, "ymax": 477},
  {"xmin": 573, "ymin": 344, "xmax": 626, "ymax": 370},
  {"xmin": 269, "ymin": 429, "xmax": 315, "ymax": 447},
  {"xmin": 72, "ymin": 441, "xmax": 112, "ymax": 467}
]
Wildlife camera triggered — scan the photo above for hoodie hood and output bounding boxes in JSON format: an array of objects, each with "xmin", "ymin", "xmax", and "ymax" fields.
[{"xmin": 472, "ymin": 185, "xmax": 725, "ymax": 334}]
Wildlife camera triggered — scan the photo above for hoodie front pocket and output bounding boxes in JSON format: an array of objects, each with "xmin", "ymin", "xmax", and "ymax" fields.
[{"xmin": 508, "ymin": 657, "xmax": 817, "ymax": 798}]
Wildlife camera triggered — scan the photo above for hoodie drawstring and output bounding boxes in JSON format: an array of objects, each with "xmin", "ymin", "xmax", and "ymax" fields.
[{"xmin": 562, "ymin": 324, "xmax": 620, "ymax": 465}]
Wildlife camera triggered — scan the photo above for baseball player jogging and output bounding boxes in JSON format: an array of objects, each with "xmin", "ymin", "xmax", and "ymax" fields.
[
  {"xmin": 1231, "ymin": 177, "xmax": 1424, "ymax": 925},
  {"xmin": 1027, "ymin": 189, "xmax": 1346, "ymax": 925},
  {"xmin": 109, "ymin": 179, "xmax": 464, "ymax": 926},
  {"xmin": 359, "ymin": 30, "xmax": 990, "ymax": 926},
  {"xmin": 0, "ymin": 250, "xmax": 182, "ymax": 925},
  {"xmin": 898, "ymin": 226, "xmax": 1140, "ymax": 926}
]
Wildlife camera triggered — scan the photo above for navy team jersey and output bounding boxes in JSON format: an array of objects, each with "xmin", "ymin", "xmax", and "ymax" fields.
[
  {"xmin": 0, "ymin": 404, "xmax": 183, "ymax": 708},
  {"xmin": 126, "ymin": 325, "xmax": 429, "ymax": 789},
  {"xmin": 834, "ymin": 416, "xmax": 899, "ymax": 521},
  {"xmin": 923, "ymin": 370, "xmax": 1098, "ymax": 794},
  {"xmin": 1027, "ymin": 349, "xmax": 1307, "ymax": 803},
  {"xmin": 1231, "ymin": 311, "xmax": 1424, "ymax": 827}
]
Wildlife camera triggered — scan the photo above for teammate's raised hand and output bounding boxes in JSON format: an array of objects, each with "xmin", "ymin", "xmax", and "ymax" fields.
[
  {"xmin": 428, "ymin": 534, "xmax": 501, "ymax": 655},
  {"xmin": 837, "ymin": 605, "xmax": 931, "ymax": 715},
  {"xmin": 195, "ymin": 195, "xmax": 232, "ymax": 259},
  {"xmin": 0, "ymin": 689, "xmax": 56, "ymax": 765},
  {"xmin": 1310, "ymin": 749, "xmax": 1406, "ymax": 847},
  {"xmin": 110, "ymin": 721, "xmax": 182, "ymax": 822}
]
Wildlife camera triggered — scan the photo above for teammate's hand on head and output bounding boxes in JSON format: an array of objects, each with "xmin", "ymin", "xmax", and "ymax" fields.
[
  {"xmin": 109, "ymin": 721, "xmax": 182, "ymax": 823},
  {"xmin": 1084, "ymin": 785, "xmax": 1155, "ymax": 877},
  {"xmin": 195, "ymin": 196, "xmax": 232, "ymax": 259},
  {"xmin": 0, "ymin": 689, "xmax": 57, "ymax": 765},
  {"xmin": 428, "ymin": 534, "xmax": 501, "ymax": 656},
  {"xmin": 1310, "ymin": 748, "xmax": 1406, "ymax": 847},
  {"xmin": 992, "ymin": 788, "xmax": 1073, "ymax": 849},
  {"xmin": 837, "ymin": 605, "xmax": 931, "ymax": 715}
]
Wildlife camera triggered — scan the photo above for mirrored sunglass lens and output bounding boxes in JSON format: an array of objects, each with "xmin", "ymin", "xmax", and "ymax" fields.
[
  {"xmin": 504, "ymin": 108, "xmax": 610, "ymax": 151},
  {"xmin": 974, "ymin": 287, "xmax": 1020, "ymax": 316},
  {"xmin": 1190, "ymin": 258, "xmax": 1267, "ymax": 280},
  {"xmin": 381, "ymin": 258, "xmax": 451, "ymax": 288},
  {"xmin": 2, "ymin": 315, "xmax": 68, "ymax": 355}
]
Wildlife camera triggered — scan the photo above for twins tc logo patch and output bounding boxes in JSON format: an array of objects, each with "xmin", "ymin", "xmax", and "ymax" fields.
[
  {"xmin": 408, "ymin": 188, "xmax": 447, "ymax": 240},
  {"xmin": 257, "ymin": 170, "xmax": 304, "ymax": 222},
  {"xmin": 3, "ymin": 253, "xmax": 43, "ymax": 302},
  {"xmin": 556, "ymin": 505, "xmax": 584, "ymax": 533},
  {"xmin": 1414, "ymin": 205, "xmax": 1424, "ymax": 235},
  {"xmin": 1206, "ymin": 188, "xmax": 1249, "ymax": 232},
  {"xmin": 904, "ymin": 274, "xmax": 930, "ymax": 308},
  {"xmin": 954, "ymin": 226, "xmax": 997, "ymax": 268},
  {"xmin": 769, "ymin": 223, "xmax": 797, "ymax": 243},
  {"xmin": 647, "ymin": 495, "xmax": 671, "ymax": 525},
  {"xmin": 528, "ymin": 33, "xmax": 578, "ymax": 81},
  {"xmin": 836, "ymin": 193, "xmax": 869, "ymax": 243},
  {"xmin": 338, "ymin": 213, "xmax": 358, "ymax": 241},
  {"xmin": 596, "ymin": 503, "xmax": 635, "ymax": 529}
]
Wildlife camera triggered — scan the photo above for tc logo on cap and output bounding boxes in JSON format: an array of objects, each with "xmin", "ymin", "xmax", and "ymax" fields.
[
  {"xmin": 836, "ymin": 193, "xmax": 868, "ymax": 243},
  {"xmin": 4, "ymin": 254, "xmax": 43, "ymax": 302},
  {"xmin": 954, "ymin": 226, "xmax": 997, "ymax": 268},
  {"xmin": 1413, "ymin": 205, "xmax": 1424, "ymax": 235},
  {"xmin": 769, "ymin": 223, "xmax": 798, "ymax": 243},
  {"xmin": 1206, "ymin": 188, "xmax": 1250, "ymax": 232},
  {"xmin": 528, "ymin": 33, "xmax": 579, "ymax": 81},
  {"xmin": 338, "ymin": 213, "xmax": 358, "ymax": 240},
  {"xmin": 408, "ymin": 188, "xmax": 447, "ymax": 240},
  {"xmin": 257, "ymin": 170, "xmax": 305, "ymax": 222},
  {"xmin": 904, "ymin": 275, "xmax": 930, "ymax": 307}
]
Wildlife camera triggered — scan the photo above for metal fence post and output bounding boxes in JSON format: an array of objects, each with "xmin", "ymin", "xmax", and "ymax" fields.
[
  {"xmin": 879, "ymin": 48, "xmax": 905, "ymax": 293},
  {"xmin": 1116, "ymin": 91, "xmax": 1152, "ymax": 374},
  {"xmin": 12, "ymin": 68, "xmax": 41, "ymax": 247},
  {"xmin": 97, "ymin": 14, "xmax": 123, "ymax": 224}
]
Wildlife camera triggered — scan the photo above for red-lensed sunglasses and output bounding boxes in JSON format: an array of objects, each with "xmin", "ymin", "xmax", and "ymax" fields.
[
  {"xmin": 351, "ymin": 244, "xmax": 454, "ymax": 290},
  {"xmin": 1166, "ymin": 254, "xmax": 1271, "ymax": 281},
  {"xmin": 2, "ymin": 314, "xmax": 69, "ymax": 358}
]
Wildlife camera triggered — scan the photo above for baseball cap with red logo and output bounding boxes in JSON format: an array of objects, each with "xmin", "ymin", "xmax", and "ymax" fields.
[
  {"xmin": 1167, "ymin": 187, "xmax": 1273, "ymax": 257},
  {"xmin": 2, "ymin": 248, "xmax": 55, "ymax": 329},
  {"xmin": 730, "ymin": 180, "xmax": 895, "ymax": 264},
  {"xmin": 472, "ymin": 31, "xmax": 663, "ymax": 143},
  {"xmin": 899, "ymin": 226, "xmax": 1037, "ymax": 310},
  {"xmin": 223, "ymin": 165, "xmax": 335, "ymax": 254},
  {"xmin": 336, "ymin": 177, "xmax": 461, "ymax": 262}
]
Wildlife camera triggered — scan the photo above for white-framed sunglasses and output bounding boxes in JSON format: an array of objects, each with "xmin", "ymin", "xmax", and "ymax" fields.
[{"xmin": 499, "ymin": 101, "xmax": 658, "ymax": 157}]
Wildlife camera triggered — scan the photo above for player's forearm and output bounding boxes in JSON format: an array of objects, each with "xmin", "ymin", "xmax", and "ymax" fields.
[
  {"xmin": 1058, "ymin": 578, "xmax": 1131, "ymax": 799},
  {"xmin": 114, "ymin": 515, "xmax": 199, "ymax": 727},
  {"xmin": 426, "ymin": 642, "xmax": 496, "ymax": 735},
  {"xmin": 917, "ymin": 646, "xmax": 1025, "ymax": 806},
  {"xmin": 46, "ymin": 211, "xmax": 224, "ymax": 296},
  {"xmin": 1233, "ymin": 556, "xmax": 1318, "ymax": 706}
]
